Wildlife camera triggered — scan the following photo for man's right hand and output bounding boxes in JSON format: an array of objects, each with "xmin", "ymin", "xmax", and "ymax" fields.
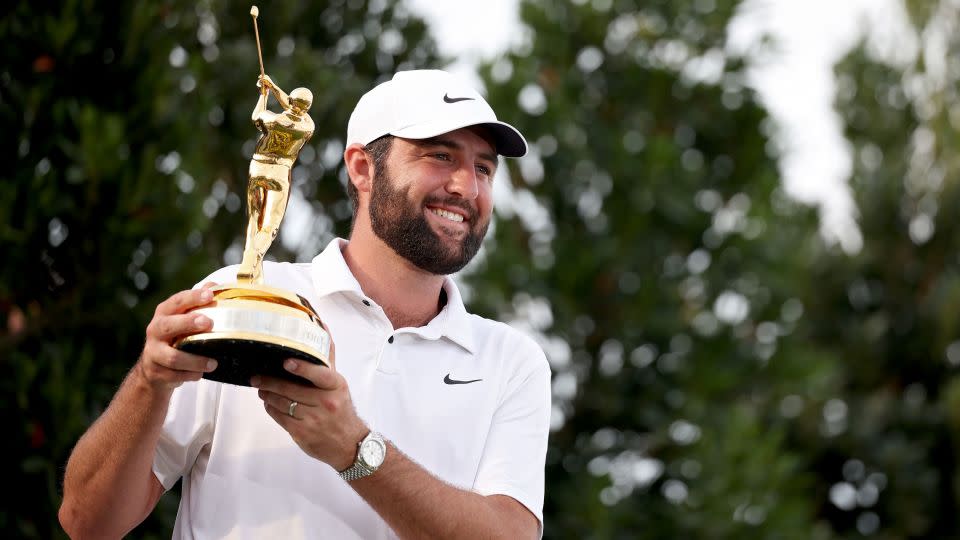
[{"xmin": 137, "ymin": 283, "xmax": 219, "ymax": 391}]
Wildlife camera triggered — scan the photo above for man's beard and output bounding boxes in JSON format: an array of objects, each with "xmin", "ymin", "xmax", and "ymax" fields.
[{"xmin": 368, "ymin": 164, "xmax": 488, "ymax": 275}]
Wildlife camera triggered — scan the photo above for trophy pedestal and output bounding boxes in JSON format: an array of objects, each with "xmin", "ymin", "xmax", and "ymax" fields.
[{"xmin": 175, "ymin": 284, "xmax": 330, "ymax": 387}]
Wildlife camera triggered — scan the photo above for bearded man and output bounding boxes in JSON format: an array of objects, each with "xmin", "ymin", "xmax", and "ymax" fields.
[{"xmin": 60, "ymin": 69, "xmax": 551, "ymax": 539}]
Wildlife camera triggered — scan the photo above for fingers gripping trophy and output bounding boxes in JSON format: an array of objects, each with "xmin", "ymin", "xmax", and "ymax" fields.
[{"xmin": 175, "ymin": 6, "xmax": 331, "ymax": 386}]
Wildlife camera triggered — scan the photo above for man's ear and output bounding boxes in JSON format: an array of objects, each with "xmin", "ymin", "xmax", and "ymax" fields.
[{"xmin": 343, "ymin": 144, "xmax": 373, "ymax": 194}]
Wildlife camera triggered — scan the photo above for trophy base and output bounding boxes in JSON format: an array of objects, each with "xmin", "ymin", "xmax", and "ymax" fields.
[
  {"xmin": 179, "ymin": 336, "xmax": 325, "ymax": 386},
  {"xmin": 175, "ymin": 283, "xmax": 331, "ymax": 387}
]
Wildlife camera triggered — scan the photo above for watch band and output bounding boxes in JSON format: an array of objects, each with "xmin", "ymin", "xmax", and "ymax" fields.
[
  {"xmin": 338, "ymin": 431, "xmax": 386, "ymax": 482},
  {"xmin": 339, "ymin": 461, "xmax": 375, "ymax": 482}
]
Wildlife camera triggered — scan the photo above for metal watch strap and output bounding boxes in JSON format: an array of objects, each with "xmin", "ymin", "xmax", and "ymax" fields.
[
  {"xmin": 338, "ymin": 431, "xmax": 385, "ymax": 482},
  {"xmin": 339, "ymin": 461, "xmax": 375, "ymax": 482}
]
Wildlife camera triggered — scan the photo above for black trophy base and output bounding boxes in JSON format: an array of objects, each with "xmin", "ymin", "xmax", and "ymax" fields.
[{"xmin": 179, "ymin": 337, "xmax": 328, "ymax": 387}]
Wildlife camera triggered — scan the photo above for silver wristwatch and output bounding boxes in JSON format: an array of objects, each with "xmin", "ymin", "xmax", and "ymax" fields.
[{"xmin": 338, "ymin": 431, "xmax": 387, "ymax": 482}]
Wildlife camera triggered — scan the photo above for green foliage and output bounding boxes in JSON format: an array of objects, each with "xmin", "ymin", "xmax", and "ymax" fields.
[{"xmin": 797, "ymin": 19, "xmax": 960, "ymax": 534}]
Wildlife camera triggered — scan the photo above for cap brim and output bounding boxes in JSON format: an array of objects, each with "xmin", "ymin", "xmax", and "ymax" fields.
[
  {"xmin": 480, "ymin": 122, "xmax": 528, "ymax": 158},
  {"xmin": 391, "ymin": 120, "xmax": 528, "ymax": 158}
]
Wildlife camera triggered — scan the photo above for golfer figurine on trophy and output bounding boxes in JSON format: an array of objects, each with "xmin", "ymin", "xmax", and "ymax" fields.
[{"xmin": 238, "ymin": 6, "xmax": 315, "ymax": 283}]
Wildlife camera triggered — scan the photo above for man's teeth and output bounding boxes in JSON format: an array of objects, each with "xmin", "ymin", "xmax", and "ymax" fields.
[{"xmin": 430, "ymin": 208, "xmax": 464, "ymax": 223}]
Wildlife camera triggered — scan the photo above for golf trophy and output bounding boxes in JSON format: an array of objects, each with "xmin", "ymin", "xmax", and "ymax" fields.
[{"xmin": 175, "ymin": 6, "xmax": 330, "ymax": 386}]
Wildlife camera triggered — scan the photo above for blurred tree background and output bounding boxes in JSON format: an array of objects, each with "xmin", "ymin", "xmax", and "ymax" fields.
[{"xmin": 2, "ymin": 0, "xmax": 958, "ymax": 538}]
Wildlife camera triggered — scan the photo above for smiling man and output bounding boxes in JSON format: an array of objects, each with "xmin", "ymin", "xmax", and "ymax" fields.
[
  {"xmin": 59, "ymin": 70, "xmax": 552, "ymax": 539},
  {"xmin": 364, "ymin": 131, "xmax": 495, "ymax": 276}
]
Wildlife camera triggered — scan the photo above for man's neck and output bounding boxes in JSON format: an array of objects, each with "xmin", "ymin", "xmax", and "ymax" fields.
[{"xmin": 342, "ymin": 228, "xmax": 446, "ymax": 330}]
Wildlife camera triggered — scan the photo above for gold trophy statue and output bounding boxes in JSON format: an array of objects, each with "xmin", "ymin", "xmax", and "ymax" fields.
[{"xmin": 175, "ymin": 6, "xmax": 330, "ymax": 386}]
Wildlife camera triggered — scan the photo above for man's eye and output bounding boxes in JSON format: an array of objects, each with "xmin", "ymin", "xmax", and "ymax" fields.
[
  {"xmin": 432, "ymin": 153, "xmax": 451, "ymax": 161},
  {"xmin": 476, "ymin": 165, "xmax": 492, "ymax": 176}
]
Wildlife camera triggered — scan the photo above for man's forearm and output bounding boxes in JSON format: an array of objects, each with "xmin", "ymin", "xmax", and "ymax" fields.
[
  {"xmin": 350, "ymin": 443, "xmax": 538, "ymax": 539},
  {"xmin": 59, "ymin": 367, "xmax": 172, "ymax": 538}
]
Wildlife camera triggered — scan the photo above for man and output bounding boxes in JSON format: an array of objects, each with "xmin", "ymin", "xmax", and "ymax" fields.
[
  {"xmin": 59, "ymin": 69, "xmax": 552, "ymax": 539},
  {"xmin": 238, "ymin": 74, "xmax": 315, "ymax": 284}
]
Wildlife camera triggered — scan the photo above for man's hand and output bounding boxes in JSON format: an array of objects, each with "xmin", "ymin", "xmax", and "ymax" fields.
[
  {"xmin": 251, "ymin": 335, "xmax": 368, "ymax": 471},
  {"xmin": 137, "ymin": 283, "xmax": 219, "ymax": 391}
]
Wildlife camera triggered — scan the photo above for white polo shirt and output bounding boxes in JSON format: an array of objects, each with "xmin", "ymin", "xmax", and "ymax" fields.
[{"xmin": 153, "ymin": 238, "xmax": 552, "ymax": 539}]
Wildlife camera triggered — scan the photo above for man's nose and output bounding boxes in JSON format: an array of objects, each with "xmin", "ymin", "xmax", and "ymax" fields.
[{"xmin": 445, "ymin": 164, "xmax": 479, "ymax": 200}]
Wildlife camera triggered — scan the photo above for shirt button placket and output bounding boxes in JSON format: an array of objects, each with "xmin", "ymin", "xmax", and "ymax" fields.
[{"xmin": 377, "ymin": 331, "xmax": 398, "ymax": 373}]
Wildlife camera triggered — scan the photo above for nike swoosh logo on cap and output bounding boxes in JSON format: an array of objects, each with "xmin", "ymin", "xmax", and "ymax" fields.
[
  {"xmin": 443, "ymin": 94, "xmax": 475, "ymax": 104},
  {"xmin": 444, "ymin": 374, "xmax": 482, "ymax": 385}
]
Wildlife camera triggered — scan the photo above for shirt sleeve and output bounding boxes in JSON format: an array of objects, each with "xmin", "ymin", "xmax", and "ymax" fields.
[
  {"xmin": 472, "ymin": 338, "xmax": 552, "ymax": 529},
  {"xmin": 152, "ymin": 379, "xmax": 222, "ymax": 490}
]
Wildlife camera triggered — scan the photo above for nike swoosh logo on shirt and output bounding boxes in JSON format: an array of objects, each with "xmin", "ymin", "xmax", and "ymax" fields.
[
  {"xmin": 444, "ymin": 374, "xmax": 482, "ymax": 385},
  {"xmin": 443, "ymin": 94, "xmax": 475, "ymax": 104}
]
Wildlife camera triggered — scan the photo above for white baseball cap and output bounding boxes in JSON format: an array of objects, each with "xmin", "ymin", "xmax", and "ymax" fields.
[{"xmin": 347, "ymin": 69, "xmax": 528, "ymax": 157}]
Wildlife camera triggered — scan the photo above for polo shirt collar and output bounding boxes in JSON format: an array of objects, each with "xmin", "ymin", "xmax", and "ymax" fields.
[
  {"xmin": 433, "ymin": 276, "xmax": 475, "ymax": 353},
  {"xmin": 310, "ymin": 238, "xmax": 476, "ymax": 354},
  {"xmin": 310, "ymin": 238, "xmax": 365, "ymax": 298}
]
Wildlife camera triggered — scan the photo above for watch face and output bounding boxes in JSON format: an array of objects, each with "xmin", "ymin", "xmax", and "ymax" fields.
[{"xmin": 360, "ymin": 438, "xmax": 386, "ymax": 468}]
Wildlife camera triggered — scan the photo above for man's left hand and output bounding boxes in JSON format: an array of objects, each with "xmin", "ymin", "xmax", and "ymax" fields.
[{"xmin": 252, "ymin": 351, "xmax": 368, "ymax": 472}]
